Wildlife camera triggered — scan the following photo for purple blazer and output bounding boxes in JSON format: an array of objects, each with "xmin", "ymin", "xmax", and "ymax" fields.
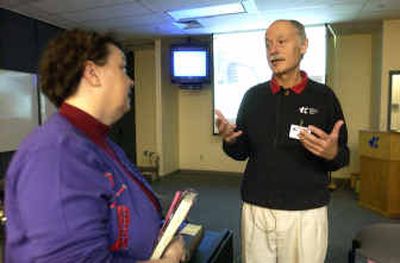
[{"xmin": 5, "ymin": 113, "xmax": 162, "ymax": 262}]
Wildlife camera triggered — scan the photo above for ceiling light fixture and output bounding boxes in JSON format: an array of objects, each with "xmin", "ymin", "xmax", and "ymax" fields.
[{"xmin": 167, "ymin": 2, "xmax": 246, "ymax": 22}]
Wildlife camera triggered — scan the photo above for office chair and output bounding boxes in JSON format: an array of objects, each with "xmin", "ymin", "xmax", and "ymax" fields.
[{"xmin": 348, "ymin": 223, "xmax": 400, "ymax": 263}]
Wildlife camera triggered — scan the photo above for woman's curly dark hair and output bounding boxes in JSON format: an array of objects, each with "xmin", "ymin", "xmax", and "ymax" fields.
[{"xmin": 39, "ymin": 29, "xmax": 123, "ymax": 107}]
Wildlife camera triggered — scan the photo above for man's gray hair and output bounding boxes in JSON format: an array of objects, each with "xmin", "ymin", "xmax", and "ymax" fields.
[{"xmin": 275, "ymin": 19, "xmax": 307, "ymax": 43}]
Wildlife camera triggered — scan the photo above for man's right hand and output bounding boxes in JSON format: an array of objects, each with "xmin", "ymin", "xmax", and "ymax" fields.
[{"xmin": 215, "ymin": 110, "xmax": 243, "ymax": 144}]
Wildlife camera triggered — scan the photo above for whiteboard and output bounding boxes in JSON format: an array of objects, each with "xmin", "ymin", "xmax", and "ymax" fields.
[{"xmin": 0, "ymin": 69, "xmax": 39, "ymax": 152}]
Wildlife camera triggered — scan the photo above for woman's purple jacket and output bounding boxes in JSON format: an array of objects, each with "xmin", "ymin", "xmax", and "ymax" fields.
[{"xmin": 5, "ymin": 113, "xmax": 162, "ymax": 262}]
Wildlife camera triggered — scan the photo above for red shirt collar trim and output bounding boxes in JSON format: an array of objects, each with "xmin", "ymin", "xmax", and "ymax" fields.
[
  {"xmin": 270, "ymin": 71, "xmax": 308, "ymax": 95},
  {"xmin": 60, "ymin": 103, "xmax": 110, "ymax": 147},
  {"xmin": 60, "ymin": 103, "xmax": 162, "ymax": 214}
]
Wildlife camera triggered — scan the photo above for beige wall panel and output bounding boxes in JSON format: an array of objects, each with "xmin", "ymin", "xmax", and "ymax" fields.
[
  {"xmin": 332, "ymin": 34, "xmax": 372, "ymax": 177},
  {"xmin": 381, "ymin": 20, "xmax": 400, "ymax": 130},
  {"xmin": 178, "ymin": 88, "xmax": 246, "ymax": 172},
  {"xmin": 159, "ymin": 39, "xmax": 179, "ymax": 175},
  {"xmin": 135, "ymin": 48, "xmax": 157, "ymax": 167}
]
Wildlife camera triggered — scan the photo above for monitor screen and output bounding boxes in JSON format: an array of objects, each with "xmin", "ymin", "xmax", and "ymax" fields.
[
  {"xmin": 170, "ymin": 44, "xmax": 210, "ymax": 86},
  {"xmin": 173, "ymin": 50, "xmax": 207, "ymax": 77}
]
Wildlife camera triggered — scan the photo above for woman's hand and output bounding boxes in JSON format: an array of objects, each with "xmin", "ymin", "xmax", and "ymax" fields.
[{"xmin": 161, "ymin": 235, "xmax": 186, "ymax": 263}]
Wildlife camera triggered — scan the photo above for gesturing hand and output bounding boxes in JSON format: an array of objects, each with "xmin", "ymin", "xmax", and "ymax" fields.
[
  {"xmin": 215, "ymin": 110, "xmax": 243, "ymax": 144},
  {"xmin": 298, "ymin": 120, "xmax": 344, "ymax": 160}
]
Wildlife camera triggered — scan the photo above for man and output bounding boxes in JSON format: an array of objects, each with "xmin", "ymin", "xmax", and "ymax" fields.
[{"xmin": 216, "ymin": 20, "xmax": 349, "ymax": 263}]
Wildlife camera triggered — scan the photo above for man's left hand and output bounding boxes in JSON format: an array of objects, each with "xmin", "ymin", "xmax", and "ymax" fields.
[{"xmin": 298, "ymin": 120, "xmax": 344, "ymax": 160}]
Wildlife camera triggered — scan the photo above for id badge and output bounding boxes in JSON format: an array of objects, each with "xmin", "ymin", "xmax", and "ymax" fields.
[{"xmin": 289, "ymin": 124, "xmax": 310, "ymax": 140}]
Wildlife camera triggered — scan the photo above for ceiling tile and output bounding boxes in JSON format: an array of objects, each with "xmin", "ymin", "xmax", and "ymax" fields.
[
  {"xmin": 138, "ymin": 0, "xmax": 239, "ymax": 12},
  {"xmin": 84, "ymin": 13, "xmax": 172, "ymax": 31},
  {"xmin": 2, "ymin": 0, "xmax": 400, "ymax": 41},
  {"xmin": 362, "ymin": 0, "xmax": 400, "ymax": 12},
  {"xmin": 117, "ymin": 23, "xmax": 186, "ymax": 36},
  {"xmin": 61, "ymin": 2, "xmax": 152, "ymax": 22},
  {"xmin": 253, "ymin": 0, "xmax": 365, "ymax": 11},
  {"xmin": 28, "ymin": 0, "xmax": 135, "ymax": 13}
]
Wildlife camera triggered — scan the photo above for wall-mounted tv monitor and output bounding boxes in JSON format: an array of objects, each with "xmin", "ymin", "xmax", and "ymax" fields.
[{"xmin": 170, "ymin": 44, "xmax": 211, "ymax": 87}]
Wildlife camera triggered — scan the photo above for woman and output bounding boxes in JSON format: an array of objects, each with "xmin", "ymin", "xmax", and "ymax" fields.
[{"xmin": 5, "ymin": 29, "xmax": 185, "ymax": 262}]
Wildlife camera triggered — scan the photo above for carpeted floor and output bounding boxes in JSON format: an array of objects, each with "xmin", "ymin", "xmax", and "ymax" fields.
[{"xmin": 151, "ymin": 171, "xmax": 400, "ymax": 263}]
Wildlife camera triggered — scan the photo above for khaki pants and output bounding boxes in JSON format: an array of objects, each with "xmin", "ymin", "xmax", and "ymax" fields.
[{"xmin": 241, "ymin": 202, "xmax": 328, "ymax": 263}]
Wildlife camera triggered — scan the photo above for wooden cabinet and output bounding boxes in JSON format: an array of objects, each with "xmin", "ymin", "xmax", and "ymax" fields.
[{"xmin": 359, "ymin": 131, "xmax": 400, "ymax": 218}]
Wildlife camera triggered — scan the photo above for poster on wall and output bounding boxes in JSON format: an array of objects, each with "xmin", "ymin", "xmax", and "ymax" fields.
[{"xmin": 0, "ymin": 69, "xmax": 39, "ymax": 152}]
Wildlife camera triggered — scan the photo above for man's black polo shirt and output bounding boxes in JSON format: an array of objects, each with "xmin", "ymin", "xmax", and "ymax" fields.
[{"xmin": 223, "ymin": 75, "xmax": 350, "ymax": 210}]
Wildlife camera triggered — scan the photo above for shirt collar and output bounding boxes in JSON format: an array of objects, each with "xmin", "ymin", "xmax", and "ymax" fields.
[
  {"xmin": 59, "ymin": 103, "xmax": 110, "ymax": 146},
  {"xmin": 270, "ymin": 71, "xmax": 308, "ymax": 95},
  {"xmin": 60, "ymin": 103, "xmax": 162, "ymax": 214}
]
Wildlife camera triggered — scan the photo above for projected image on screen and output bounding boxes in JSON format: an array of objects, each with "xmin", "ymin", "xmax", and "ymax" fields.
[
  {"xmin": 173, "ymin": 51, "xmax": 207, "ymax": 77},
  {"xmin": 213, "ymin": 31, "xmax": 268, "ymax": 127},
  {"xmin": 213, "ymin": 26, "xmax": 326, "ymax": 133}
]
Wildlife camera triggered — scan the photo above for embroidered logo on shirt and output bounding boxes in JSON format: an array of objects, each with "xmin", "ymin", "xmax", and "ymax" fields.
[
  {"xmin": 110, "ymin": 184, "xmax": 127, "ymax": 208},
  {"xmin": 104, "ymin": 172, "xmax": 115, "ymax": 188},
  {"xmin": 299, "ymin": 106, "xmax": 318, "ymax": 115},
  {"xmin": 110, "ymin": 205, "xmax": 131, "ymax": 251}
]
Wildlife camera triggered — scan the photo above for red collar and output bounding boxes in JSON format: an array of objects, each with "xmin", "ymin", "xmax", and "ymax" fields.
[
  {"xmin": 60, "ymin": 103, "xmax": 162, "ymax": 214},
  {"xmin": 270, "ymin": 71, "xmax": 308, "ymax": 95},
  {"xmin": 60, "ymin": 103, "xmax": 110, "ymax": 148}
]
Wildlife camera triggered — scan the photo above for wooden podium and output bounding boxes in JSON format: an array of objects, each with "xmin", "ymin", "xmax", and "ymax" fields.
[{"xmin": 359, "ymin": 131, "xmax": 400, "ymax": 218}]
